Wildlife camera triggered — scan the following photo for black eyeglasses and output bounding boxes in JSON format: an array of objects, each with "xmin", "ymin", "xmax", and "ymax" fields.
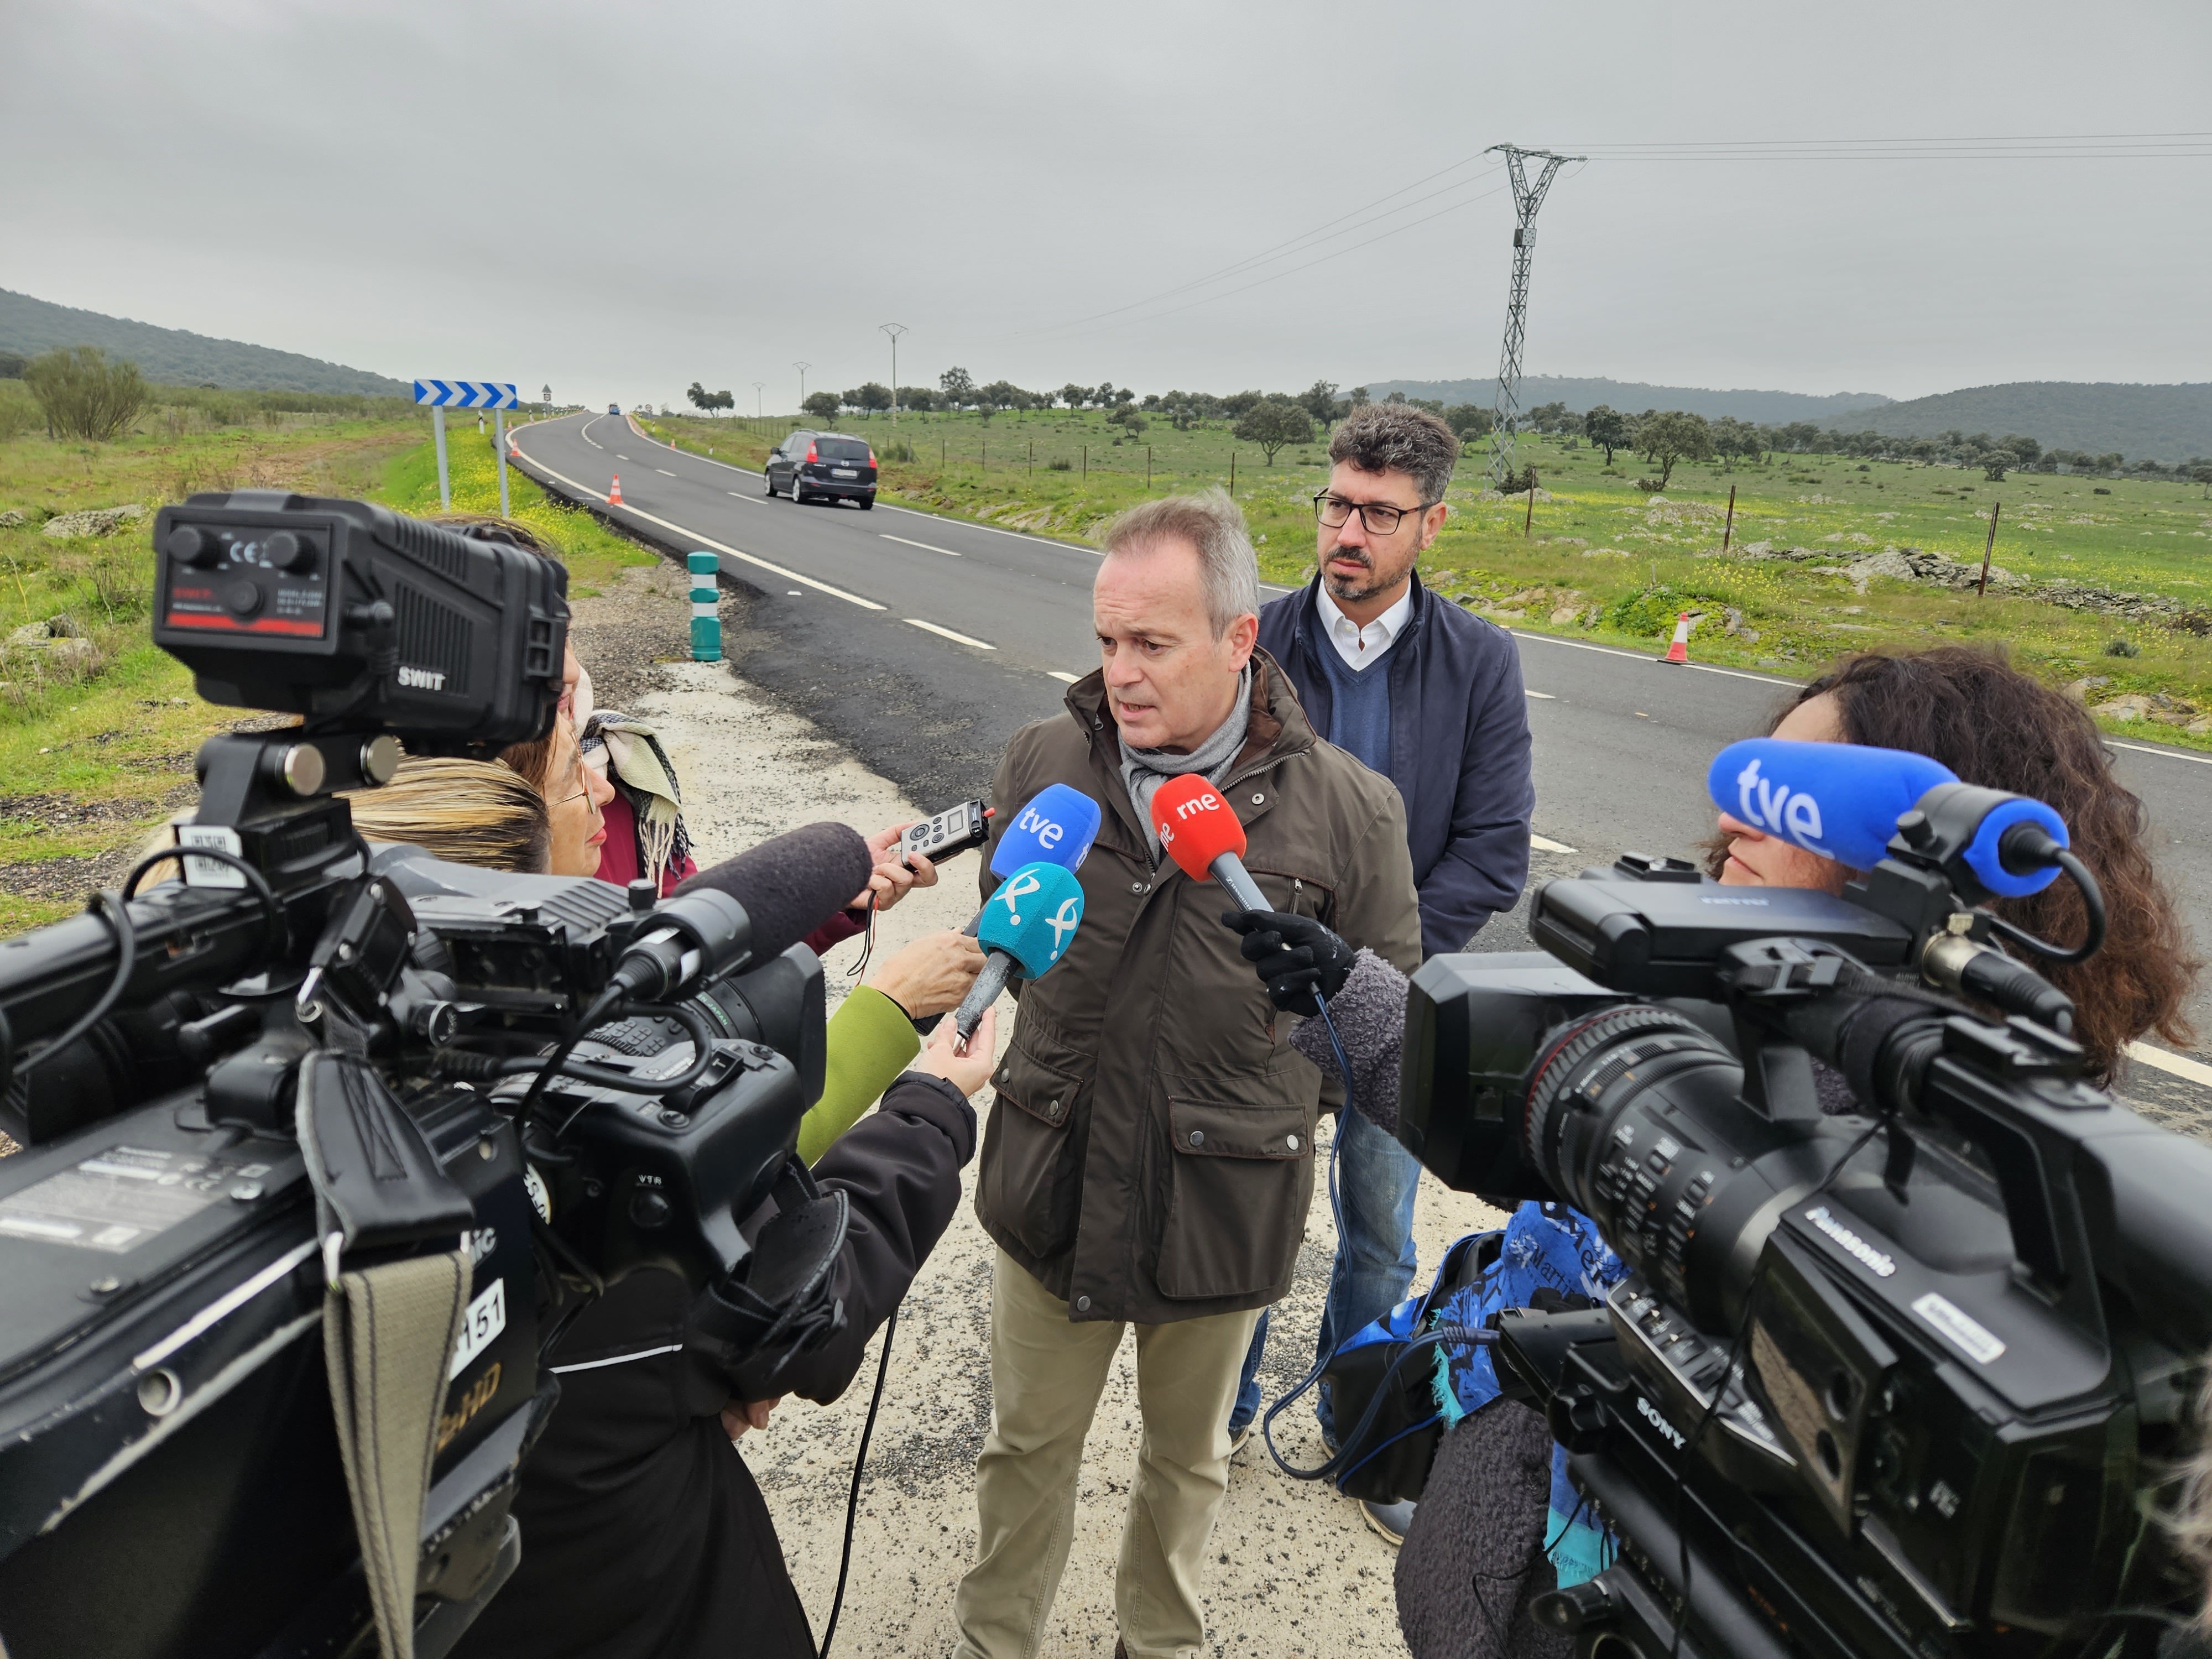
[{"xmin": 1313, "ymin": 492, "xmax": 1438, "ymax": 535}]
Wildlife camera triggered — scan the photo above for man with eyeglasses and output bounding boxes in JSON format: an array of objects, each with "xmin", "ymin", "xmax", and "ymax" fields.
[{"xmin": 1235, "ymin": 401, "xmax": 1533, "ymax": 1544}]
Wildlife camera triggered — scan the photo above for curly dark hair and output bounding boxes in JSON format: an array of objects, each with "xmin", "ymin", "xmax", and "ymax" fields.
[
  {"xmin": 1702, "ymin": 645, "xmax": 2199, "ymax": 1084},
  {"xmin": 1329, "ymin": 403, "xmax": 1461, "ymax": 502}
]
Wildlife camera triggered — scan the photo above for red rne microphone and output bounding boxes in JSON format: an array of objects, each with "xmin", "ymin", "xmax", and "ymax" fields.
[{"xmin": 1150, "ymin": 775, "xmax": 1269, "ymax": 912}]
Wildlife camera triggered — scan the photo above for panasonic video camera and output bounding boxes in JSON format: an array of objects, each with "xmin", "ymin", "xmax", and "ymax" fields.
[
  {"xmin": 1397, "ymin": 776, "xmax": 2212, "ymax": 1659},
  {"xmin": 0, "ymin": 494, "xmax": 837, "ymax": 1659}
]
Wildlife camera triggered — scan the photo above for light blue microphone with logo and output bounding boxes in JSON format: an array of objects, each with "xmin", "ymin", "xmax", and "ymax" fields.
[
  {"xmin": 952, "ymin": 861, "xmax": 1086, "ymax": 1053},
  {"xmin": 960, "ymin": 784, "xmax": 1102, "ymax": 938}
]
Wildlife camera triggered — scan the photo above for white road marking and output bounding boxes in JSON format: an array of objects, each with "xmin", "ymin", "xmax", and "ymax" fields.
[
  {"xmin": 2108, "ymin": 739, "xmax": 2212, "ymax": 769},
  {"xmin": 656, "ymin": 468, "xmax": 676, "ymax": 477},
  {"xmin": 882, "ymin": 534, "xmax": 962, "ymax": 557},
  {"xmin": 1510, "ymin": 629, "xmax": 1798, "ymax": 687},
  {"xmin": 1531, "ymin": 833, "xmax": 1578, "ymax": 853},
  {"xmin": 727, "ymin": 492, "xmax": 761, "ymax": 503},
  {"xmin": 1526, "ymin": 689, "xmax": 1557, "ymax": 699},
  {"xmin": 2127, "ymin": 1041, "xmax": 2212, "ymax": 1088},
  {"xmin": 1047, "ymin": 671, "xmax": 1081, "ymax": 684},
  {"xmin": 508, "ymin": 448, "xmax": 885, "ymax": 611},
  {"xmin": 617, "ymin": 454, "xmax": 629, "ymax": 460},
  {"xmin": 906, "ymin": 619, "xmax": 995, "ymax": 650}
]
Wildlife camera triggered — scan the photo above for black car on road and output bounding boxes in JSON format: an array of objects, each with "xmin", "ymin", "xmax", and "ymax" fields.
[{"xmin": 765, "ymin": 430, "xmax": 878, "ymax": 508}]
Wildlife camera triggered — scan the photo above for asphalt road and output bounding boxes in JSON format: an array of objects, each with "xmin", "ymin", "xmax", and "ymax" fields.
[{"xmin": 511, "ymin": 411, "xmax": 2212, "ymax": 1088}]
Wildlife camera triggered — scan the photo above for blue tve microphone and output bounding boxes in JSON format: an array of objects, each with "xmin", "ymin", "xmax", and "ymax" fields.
[
  {"xmin": 1707, "ymin": 738, "xmax": 2068, "ymax": 897},
  {"xmin": 990, "ymin": 784, "xmax": 1102, "ymax": 879},
  {"xmin": 959, "ymin": 785, "xmax": 1102, "ymax": 940},
  {"xmin": 952, "ymin": 862, "xmax": 1085, "ymax": 1053}
]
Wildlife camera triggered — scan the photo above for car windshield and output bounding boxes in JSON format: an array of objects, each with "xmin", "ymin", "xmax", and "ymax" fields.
[{"xmin": 816, "ymin": 438, "xmax": 870, "ymax": 462}]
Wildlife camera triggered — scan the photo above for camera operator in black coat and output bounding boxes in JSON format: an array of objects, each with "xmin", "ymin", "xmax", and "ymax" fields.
[{"xmin": 453, "ymin": 1008, "xmax": 999, "ymax": 1659}]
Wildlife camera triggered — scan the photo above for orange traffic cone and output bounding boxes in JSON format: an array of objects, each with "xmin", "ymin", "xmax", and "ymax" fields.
[
  {"xmin": 1661, "ymin": 612, "xmax": 1694, "ymax": 665},
  {"xmin": 609, "ymin": 474, "xmax": 624, "ymax": 506}
]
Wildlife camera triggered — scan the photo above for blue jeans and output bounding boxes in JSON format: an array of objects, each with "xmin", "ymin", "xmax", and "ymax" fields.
[{"xmin": 1228, "ymin": 1106, "xmax": 1422, "ymax": 1445}]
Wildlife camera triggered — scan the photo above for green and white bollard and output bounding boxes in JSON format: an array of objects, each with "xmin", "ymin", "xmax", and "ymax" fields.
[{"xmin": 688, "ymin": 552, "xmax": 721, "ymax": 662}]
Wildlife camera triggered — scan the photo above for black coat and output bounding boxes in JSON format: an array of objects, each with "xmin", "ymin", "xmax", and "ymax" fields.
[
  {"xmin": 452, "ymin": 1072, "xmax": 977, "ymax": 1659},
  {"xmin": 1258, "ymin": 572, "xmax": 1535, "ymax": 956}
]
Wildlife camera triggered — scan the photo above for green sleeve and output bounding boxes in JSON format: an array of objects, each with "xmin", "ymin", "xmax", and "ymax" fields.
[{"xmin": 797, "ymin": 985, "xmax": 924, "ymax": 1166}]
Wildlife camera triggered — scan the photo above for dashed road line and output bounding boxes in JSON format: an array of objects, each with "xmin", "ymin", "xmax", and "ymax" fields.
[
  {"xmin": 656, "ymin": 468, "xmax": 676, "ymax": 477},
  {"xmin": 906, "ymin": 619, "xmax": 995, "ymax": 650},
  {"xmin": 882, "ymin": 534, "xmax": 962, "ymax": 558},
  {"xmin": 1047, "ymin": 671, "xmax": 1081, "ymax": 684},
  {"xmin": 1526, "ymin": 690, "xmax": 1557, "ymax": 699},
  {"xmin": 1531, "ymin": 833, "xmax": 1578, "ymax": 853},
  {"xmin": 2109, "ymin": 739, "xmax": 2212, "ymax": 769}
]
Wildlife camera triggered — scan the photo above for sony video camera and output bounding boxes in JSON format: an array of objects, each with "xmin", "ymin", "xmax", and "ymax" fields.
[
  {"xmin": 1397, "ymin": 746, "xmax": 2212, "ymax": 1659},
  {"xmin": 0, "ymin": 494, "xmax": 839, "ymax": 1659}
]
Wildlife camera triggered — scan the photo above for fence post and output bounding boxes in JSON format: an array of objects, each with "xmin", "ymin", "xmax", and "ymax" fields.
[
  {"xmin": 1978, "ymin": 502, "xmax": 2002, "ymax": 597},
  {"xmin": 688, "ymin": 552, "xmax": 721, "ymax": 662},
  {"xmin": 1720, "ymin": 484, "xmax": 1736, "ymax": 555},
  {"xmin": 1082, "ymin": 445, "xmax": 1087, "ymax": 480},
  {"xmin": 1230, "ymin": 452, "xmax": 1236, "ymax": 494},
  {"xmin": 1147, "ymin": 445, "xmax": 1152, "ymax": 489}
]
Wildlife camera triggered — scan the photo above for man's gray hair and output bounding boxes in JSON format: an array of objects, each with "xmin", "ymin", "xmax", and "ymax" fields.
[
  {"xmin": 1330, "ymin": 403, "xmax": 1462, "ymax": 503},
  {"xmin": 1099, "ymin": 487, "xmax": 1261, "ymax": 638}
]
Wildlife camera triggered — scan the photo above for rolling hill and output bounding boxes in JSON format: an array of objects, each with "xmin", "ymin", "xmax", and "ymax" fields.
[
  {"xmin": 0, "ymin": 288, "xmax": 409, "ymax": 396},
  {"xmin": 1364, "ymin": 375, "xmax": 1892, "ymax": 425},
  {"xmin": 1816, "ymin": 382, "xmax": 2212, "ymax": 462}
]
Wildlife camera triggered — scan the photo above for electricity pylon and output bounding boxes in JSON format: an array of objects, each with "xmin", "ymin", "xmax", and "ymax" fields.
[{"xmin": 1486, "ymin": 145, "xmax": 1582, "ymax": 487}]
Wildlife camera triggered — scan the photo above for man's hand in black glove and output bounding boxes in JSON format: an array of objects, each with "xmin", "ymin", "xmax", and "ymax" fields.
[{"xmin": 1220, "ymin": 909, "xmax": 1355, "ymax": 1016}]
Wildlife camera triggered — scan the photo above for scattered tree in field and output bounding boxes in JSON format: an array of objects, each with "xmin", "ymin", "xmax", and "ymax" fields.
[
  {"xmin": 1105, "ymin": 404, "xmax": 1147, "ymax": 439},
  {"xmin": 897, "ymin": 385, "xmax": 941, "ymax": 413},
  {"xmin": 978, "ymin": 380, "xmax": 1025, "ymax": 420},
  {"xmin": 1636, "ymin": 410, "xmax": 1713, "ymax": 489},
  {"xmin": 1778, "ymin": 421, "xmax": 1822, "ymax": 453},
  {"xmin": 1983, "ymin": 455, "xmax": 2009, "ymax": 482},
  {"xmin": 2004, "ymin": 434, "xmax": 2041, "ymax": 465},
  {"xmin": 1347, "ymin": 386, "xmax": 1370, "ymax": 405},
  {"xmin": 1710, "ymin": 416, "xmax": 1761, "ymax": 469},
  {"xmin": 1060, "ymin": 383, "xmax": 1091, "ymax": 412},
  {"xmin": 939, "ymin": 367, "xmax": 975, "ymax": 408},
  {"xmin": 801, "ymin": 390, "xmax": 841, "ymax": 422},
  {"xmin": 687, "ymin": 382, "xmax": 734, "ymax": 415},
  {"xmin": 1232, "ymin": 398, "xmax": 1314, "ymax": 465},
  {"xmin": 851, "ymin": 382, "xmax": 893, "ymax": 417},
  {"xmin": 0, "ymin": 351, "xmax": 27, "ymax": 379},
  {"xmin": 1093, "ymin": 381, "xmax": 1119, "ymax": 408},
  {"xmin": 25, "ymin": 346, "xmax": 149, "ymax": 441},
  {"xmin": 2190, "ymin": 463, "xmax": 2212, "ymax": 497},
  {"xmin": 1444, "ymin": 404, "xmax": 1493, "ymax": 442},
  {"xmin": 1296, "ymin": 380, "xmax": 1340, "ymax": 429},
  {"xmin": 1583, "ymin": 404, "xmax": 1627, "ymax": 464}
]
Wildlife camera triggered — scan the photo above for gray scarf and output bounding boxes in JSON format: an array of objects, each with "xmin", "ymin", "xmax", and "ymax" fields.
[{"xmin": 1118, "ymin": 665, "xmax": 1253, "ymax": 862}]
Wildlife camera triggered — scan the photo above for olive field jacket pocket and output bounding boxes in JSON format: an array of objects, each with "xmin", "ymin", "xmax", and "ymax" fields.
[
  {"xmin": 1155, "ymin": 1093, "xmax": 1316, "ymax": 1302},
  {"xmin": 978, "ymin": 1042, "xmax": 1088, "ymax": 1261}
]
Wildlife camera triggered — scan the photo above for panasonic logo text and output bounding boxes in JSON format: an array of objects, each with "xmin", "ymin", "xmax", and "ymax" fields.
[
  {"xmin": 398, "ymin": 665, "xmax": 448, "ymax": 691},
  {"xmin": 1734, "ymin": 757, "xmax": 1829, "ymax": 855},
  {"xmin": 1636, "ymin": 1395, "xmax": 1688, "ymax": 1451},
  {"xmin": 1806, "ymin": 1204, "xmax": 1897, "ymax": 1278}
]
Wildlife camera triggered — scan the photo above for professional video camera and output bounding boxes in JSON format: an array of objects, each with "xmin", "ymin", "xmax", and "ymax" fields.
[
  {"xmin": 1396, "ymin": 738, "xmax": 2212, "ymax": 1659},
  {"xmin": 0, "ymin": 494, "xmax": 858, "ymax": 1659}
]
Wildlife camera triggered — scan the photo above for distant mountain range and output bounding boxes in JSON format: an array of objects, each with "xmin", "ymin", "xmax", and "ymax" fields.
[
  {"xmin": 0, "ymin": 288, "xmax": 409, "ymax": 396},
  {"xmin": 1818, "ymin": 382, "xmax": 2212, "ymax": 462},
  {"xmin": 1364, "ymin": 375, "xmax": 1892, "ymax": 425}
]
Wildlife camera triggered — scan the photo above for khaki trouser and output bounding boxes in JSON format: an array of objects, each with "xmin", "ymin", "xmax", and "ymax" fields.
[{"xmin": 953, "ymin": 1251, "xmax": 1262, "ymax": 1659}]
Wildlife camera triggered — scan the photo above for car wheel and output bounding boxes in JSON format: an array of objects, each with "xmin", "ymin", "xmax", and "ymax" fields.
[
  {"xmin": 764, "ymin": 471, "xmax": 775, "ymax": 498},
  {"xmin": 791, "ymin": 475, "xmax": 807, "ymax": 505},
  {"xmin": 858, "ymin": 494, "xmax": 875, "ymax": 511}
]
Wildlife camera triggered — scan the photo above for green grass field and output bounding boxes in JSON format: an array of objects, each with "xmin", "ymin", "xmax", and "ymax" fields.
[
  {"xmin": 651, "ymin": 408, "xmax": 2212, "ymax": 745},
  {"xmin": 0, "ymin": 410, "xmax": 653, "ymax": 936}
]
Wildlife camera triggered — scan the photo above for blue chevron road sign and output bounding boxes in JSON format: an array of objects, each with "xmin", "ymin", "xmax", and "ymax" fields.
[{"xmin": 413, "ymin": 379, "xmax": 518, "ymax": 408}]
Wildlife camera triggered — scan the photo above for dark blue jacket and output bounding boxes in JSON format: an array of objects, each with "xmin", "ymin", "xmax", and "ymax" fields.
[{"xmin": 1258, "ymin": 571, "xmax": 1533, "ymax": 956}]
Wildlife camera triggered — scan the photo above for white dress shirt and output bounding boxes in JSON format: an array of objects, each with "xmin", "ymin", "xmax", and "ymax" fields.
[{"xmin": 1315, "ymin": 581, "xmax": 1413, "ymax": 672}]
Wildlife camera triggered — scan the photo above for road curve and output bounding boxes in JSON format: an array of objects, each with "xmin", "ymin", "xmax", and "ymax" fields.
[{"xmin": 510, "ymin": 411, "xmax": 2212, "ymax": 1062}]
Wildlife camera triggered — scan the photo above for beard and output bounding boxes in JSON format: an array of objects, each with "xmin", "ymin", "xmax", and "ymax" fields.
[{"xmin": 1319, "ymin": 538, "xmax": 1416, "ymax": 604}]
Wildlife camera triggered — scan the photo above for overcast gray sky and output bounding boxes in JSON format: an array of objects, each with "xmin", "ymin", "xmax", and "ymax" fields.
[{"xmin": 4, "ymin": 0, "xmax": 2208, "ymax": 412}]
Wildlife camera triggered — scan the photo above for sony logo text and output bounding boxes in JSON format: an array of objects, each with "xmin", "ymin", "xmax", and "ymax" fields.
[{"xmin": 1636, "ymin": 1394, "xmax": 1688, "ymax": 1451}]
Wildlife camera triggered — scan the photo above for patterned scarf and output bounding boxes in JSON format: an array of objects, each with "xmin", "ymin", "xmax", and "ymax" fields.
[{"xmin": 582, "ymin": 709, "xmax": 692, "ymax": 888}]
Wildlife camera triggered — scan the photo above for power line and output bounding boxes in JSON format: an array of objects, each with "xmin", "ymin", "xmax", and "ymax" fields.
[
  {"xmin": 1027, "ymin": 156, "xmax": 1506, "ymax": 337},
  {"xmin": 1558, "ymin": 131, "xmax": 2212, "ymax": 160}
]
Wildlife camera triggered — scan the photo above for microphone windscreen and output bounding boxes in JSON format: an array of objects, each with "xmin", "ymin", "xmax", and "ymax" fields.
[
  {"xmin": 990, "ymin": 784, "xmax": 1103, "ymax": 878},
  {"xmin": 1707, "ymin": 739, "xmax": 1957, "ymax": 873},
  {"xmin": 1150, "ymin": 774, "xmax": 1245, "ymax": 883},
  {"xmin": 673, "ymin": 821, "xmax": 873, "ymax": 961},
  {"xmin": 974, "ymin": 862, "xmax": 1085, "ymax": 979}
]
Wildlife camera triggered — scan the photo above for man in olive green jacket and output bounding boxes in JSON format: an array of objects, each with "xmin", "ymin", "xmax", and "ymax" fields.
[{"xmin": 954, "ymin": 491, "xmax": 1422, "ymax": 1659}]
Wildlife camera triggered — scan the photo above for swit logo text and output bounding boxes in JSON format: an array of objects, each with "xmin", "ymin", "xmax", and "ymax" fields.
[
  {"xmin": 1636, "ymin": 1394, "xmax": 1688, "ymax": 1451},
  {"xmin": 1734, "ymin": 757, "xmax": 1828, "ymax": 853},
  {"xmin": 398, "ymin": 665, "xmax": 447, "ymax": 691}
]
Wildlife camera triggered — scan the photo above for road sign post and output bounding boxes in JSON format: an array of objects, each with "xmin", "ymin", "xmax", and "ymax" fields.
[
  {"xmin": 688, "ymin": 552, "xmax": 721, "ymax": 662},
  {"xmin": 414, "ymin": 380, "xmax": 520, "ymax": 516}
]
